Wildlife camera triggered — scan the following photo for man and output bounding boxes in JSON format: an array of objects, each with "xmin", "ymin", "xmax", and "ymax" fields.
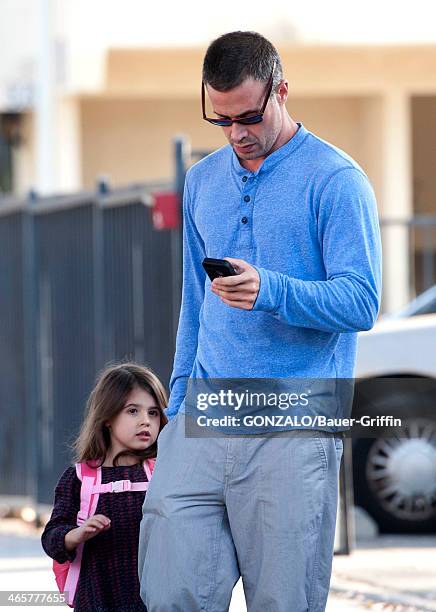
[{"xmin": 139, "ymin": 31, "xmax": 382, "ymax": 611}]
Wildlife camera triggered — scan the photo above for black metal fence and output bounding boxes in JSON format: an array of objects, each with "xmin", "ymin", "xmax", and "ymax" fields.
[{"xmin": 0, "ymin": 184, "xmax": 181, "ymax": 505}]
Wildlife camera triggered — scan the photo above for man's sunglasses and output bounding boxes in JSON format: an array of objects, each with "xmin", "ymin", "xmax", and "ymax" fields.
[{"xmin": 202, "ymin": 62, "xmax": 276, "ymax": 127}]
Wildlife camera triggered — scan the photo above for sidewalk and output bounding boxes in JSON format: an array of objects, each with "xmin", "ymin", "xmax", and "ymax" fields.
[
  {"xmin": 329, "ymin": 534, "xmax": 436, "ymax": 611},
  {"xmin": 230, "ymin": 534, "xmax": 436, "ymax": 611}
]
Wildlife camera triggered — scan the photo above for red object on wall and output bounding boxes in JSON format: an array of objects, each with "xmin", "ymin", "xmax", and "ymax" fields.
[{"xmin": 151, "ymin": 192, "xmax": 180, "ymax": 230}]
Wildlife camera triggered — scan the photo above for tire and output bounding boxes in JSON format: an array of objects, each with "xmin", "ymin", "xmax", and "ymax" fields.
[{"xmin": 352, "ymin": 384, "xmax": 436, "ymax": 533}]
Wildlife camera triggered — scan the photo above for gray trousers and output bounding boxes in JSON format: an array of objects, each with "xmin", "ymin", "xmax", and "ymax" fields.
[{"xmin": 138, "ymin": 411, "xmax": 343, "ymax": 612}]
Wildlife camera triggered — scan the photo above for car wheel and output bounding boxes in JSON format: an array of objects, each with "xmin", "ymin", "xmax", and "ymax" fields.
[{"xmin": 353, "ymin": 417, "xmax": 436, "ymax": 533}]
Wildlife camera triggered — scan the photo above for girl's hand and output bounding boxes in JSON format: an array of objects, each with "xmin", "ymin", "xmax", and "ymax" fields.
[{"xmin": 65, "ymin": 514, "xmax": 111, "ymax": 551}]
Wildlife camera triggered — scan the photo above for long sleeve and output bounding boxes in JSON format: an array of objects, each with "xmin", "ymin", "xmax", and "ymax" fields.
[
  {"xmin": 252, "ymin": 168, "xmax": 382, "ymax": 333},
  {"xmin": 166, "ymin": 177, "xmax": 206, "ymax": 419},
  {"xmin": 41, "ymin": 467, "xmax": 80, "ymax": 563}
]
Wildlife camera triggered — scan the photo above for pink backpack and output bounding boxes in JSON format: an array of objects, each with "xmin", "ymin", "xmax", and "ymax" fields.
[{"xmin": 53, "ymin": 459, "xmax": 155, "ymax": 607}]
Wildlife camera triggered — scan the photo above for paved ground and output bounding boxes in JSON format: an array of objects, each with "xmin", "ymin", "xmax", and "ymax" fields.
[
  {"xmin": 230, "ymin": 534, "xmax": 436, "ymax": 611},
  {"xmin": 1, "ymin": 520, "xmax": 435, "ymax": 611},
  {"xmin": 329, "ymin": 535, "xmax": 436, "ymax": 612}
]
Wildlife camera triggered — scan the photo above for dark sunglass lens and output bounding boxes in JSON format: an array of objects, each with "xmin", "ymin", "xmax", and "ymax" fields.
[
  {"xmin": 210, "ymin": 118, "xmax": 232, "ymax": 126},
  {"xmin": 239, "ymin": 115, "xmax": 263, "ymax": 125}
]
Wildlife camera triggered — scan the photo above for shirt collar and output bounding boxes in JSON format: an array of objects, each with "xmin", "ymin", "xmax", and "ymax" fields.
[{"xmin": 230, "ymin": 122, "xmax": 308, "ymax": 177}]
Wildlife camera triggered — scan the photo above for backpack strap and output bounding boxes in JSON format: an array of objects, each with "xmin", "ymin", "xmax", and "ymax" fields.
[
  {"xmin": 144, "ymin": 458, "xmax": 155, "ymax": 481},
  {"xmin": 76, "ymin": 463, "xmax": 101, "ymax": 524},
  {"xmin": 63, "ymin": 463, "xmax": 100, "ymax": 606},
  {"xmin": 90, "ymin": 458, "xmax": 156, "ymax": 494},
  {"xmin": 92, "ymin": 480, "xmax": 148, "ymax": 493}
]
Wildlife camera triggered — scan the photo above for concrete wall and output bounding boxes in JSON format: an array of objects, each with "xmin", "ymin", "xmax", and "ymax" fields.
[
  {"xmin": 81, "ymin": 97, "xmax": 219, "ymax": 187},
  {"xmin": 12, "ymin": 98, "xmax": 81, "ymax": 196},
  {"xmin": 412, "ymin": 96, "xmax": 436, "ymax": 215},
  {"xmin": 13, "ymin": 112, "xmax": 35, "ymax": 195},
  {"xmin": 104, "ymin": 46, "xmax": 436, "ymax": 97}
]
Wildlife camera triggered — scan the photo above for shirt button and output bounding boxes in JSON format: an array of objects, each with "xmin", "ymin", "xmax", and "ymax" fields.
[
  {"xmin": 241, "ymin": 216, "xmax": 248, "ymax": 224},
  {"xmin": 242, "ymin": 176, "xmax": 248, "ymax": 182},
  {"xmin": 244, "ymin": 195, "xmax": 250, "ymax": 202}
]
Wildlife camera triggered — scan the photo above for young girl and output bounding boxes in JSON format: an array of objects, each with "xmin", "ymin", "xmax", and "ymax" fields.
[{"xmin": 41, "ymin": 362, "xmax": 168, "ymax": 611}]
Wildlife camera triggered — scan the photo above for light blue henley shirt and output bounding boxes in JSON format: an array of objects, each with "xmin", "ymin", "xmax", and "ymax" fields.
[{"xmin": 167, "ymin": 122, "xmax": 382, "ymax": 421}]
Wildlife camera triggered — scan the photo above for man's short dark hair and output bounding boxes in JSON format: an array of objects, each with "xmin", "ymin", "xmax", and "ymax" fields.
[{"xmin": 202, "ymin": 31, "xmax": 283, "ymax": 93}]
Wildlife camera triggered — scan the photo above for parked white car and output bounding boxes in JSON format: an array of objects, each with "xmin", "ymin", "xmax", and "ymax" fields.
[{"xmin": 354, "ymin": 286, "xmax": 436, "ymax": 532}]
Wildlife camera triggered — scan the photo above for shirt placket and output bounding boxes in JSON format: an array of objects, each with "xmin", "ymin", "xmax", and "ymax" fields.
[{"xmin": 234, "ymin": 173, "xmax": 258, "ymax": 256}]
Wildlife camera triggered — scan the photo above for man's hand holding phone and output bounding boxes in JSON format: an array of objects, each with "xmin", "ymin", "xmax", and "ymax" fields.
[{"xmin": 208, "ymin": 257, "xmax": 260, "ymax": 310}]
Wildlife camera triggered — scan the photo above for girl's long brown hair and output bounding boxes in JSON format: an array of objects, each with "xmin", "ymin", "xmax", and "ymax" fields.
[{"xmin": 72, "ymin": 362, "xmax": 168, "ymax": 467}]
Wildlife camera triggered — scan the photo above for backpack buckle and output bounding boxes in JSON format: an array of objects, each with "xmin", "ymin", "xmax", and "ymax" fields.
[{"xmin": 111, "ymin": 479, "xmax": 131, "ymax": 493}]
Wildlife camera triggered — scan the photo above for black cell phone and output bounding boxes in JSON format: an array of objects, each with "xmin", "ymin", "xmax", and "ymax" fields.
[{"xmin": 202, "ymin": 257, "xmax": 237, "ymax": 281}]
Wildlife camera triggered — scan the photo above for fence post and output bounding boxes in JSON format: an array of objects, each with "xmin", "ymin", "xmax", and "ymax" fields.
[
  {"xmin": 93, "ymin": 184, "xmax": 107, "ymax": 372},
  {"xmin": 22, "ymin": 200, "xmax": 41, "ymax": 504},
  {"xmin": 171, "ymin": 136, "xmax": 190, "ymax": 344},
  {"xmin": 422, "ymin": 224, "xmax": 435, "ymax": 292},
  {"xmin": 336, "ymin": 438, "xmax": 355, "ymax": 554}
]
